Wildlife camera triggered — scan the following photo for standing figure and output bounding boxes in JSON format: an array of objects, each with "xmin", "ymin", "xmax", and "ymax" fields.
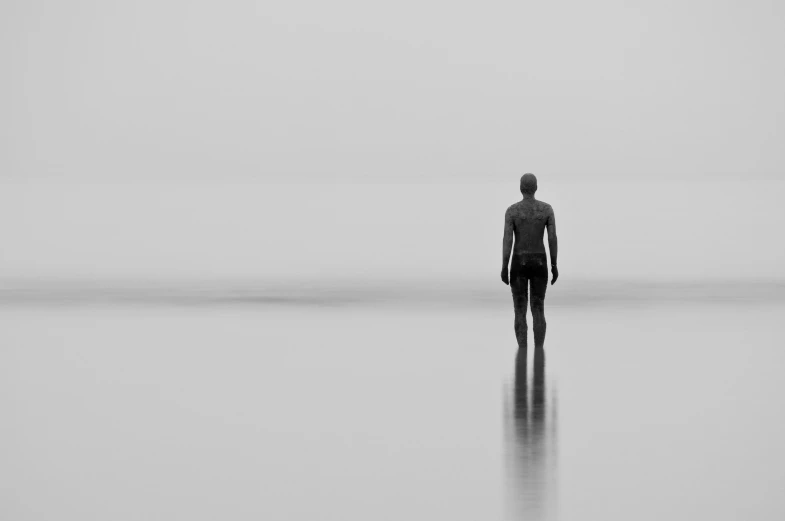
[{"xmin": 501, "ymin": 174, "xmax": 558, "ymax": 349}]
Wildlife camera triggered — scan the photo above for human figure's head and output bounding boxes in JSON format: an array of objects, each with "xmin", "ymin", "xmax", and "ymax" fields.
[{"xmin": 520, "ymin": 173, "xmax": 538, "ymax": 196}]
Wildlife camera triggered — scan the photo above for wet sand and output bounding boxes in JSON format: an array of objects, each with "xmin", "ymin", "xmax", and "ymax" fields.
[{"xmin": 1, "ymin": 301, "xmax": 784, "ymax": 520}]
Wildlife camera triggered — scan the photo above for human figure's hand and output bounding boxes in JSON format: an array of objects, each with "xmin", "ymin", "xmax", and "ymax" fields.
[
  {"xmin": 501, "ymin": 267, "xmax": 509, "ymax": 286},
  {"xmin": 551, "ymin": 265, "xmax": 559, "ymax": 285}
]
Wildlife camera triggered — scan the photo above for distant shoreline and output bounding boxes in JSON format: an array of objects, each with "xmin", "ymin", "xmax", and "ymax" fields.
[{"xmin": 2, "ymin": 278, "xmax": 784, "ymax": 308}]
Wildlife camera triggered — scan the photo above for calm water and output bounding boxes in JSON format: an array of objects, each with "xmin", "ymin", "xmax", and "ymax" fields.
[{"xmin": 1, "ymin": 302, "xmax": 784, "ymax": 520}]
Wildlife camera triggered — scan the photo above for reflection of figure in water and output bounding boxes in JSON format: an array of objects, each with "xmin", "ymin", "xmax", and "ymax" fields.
[
  {"xmin": 501, "ymin": 174, "xmax": 558, "ymax": 349},
  {"xmin": 509, "ymin": 348, "xmax": 554, "ymax": 520}
]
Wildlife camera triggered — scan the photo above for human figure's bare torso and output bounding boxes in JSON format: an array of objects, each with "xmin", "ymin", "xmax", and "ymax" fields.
[{"xmin": 506, "ymin": 199, "xmax": 554, "ymax": 259}]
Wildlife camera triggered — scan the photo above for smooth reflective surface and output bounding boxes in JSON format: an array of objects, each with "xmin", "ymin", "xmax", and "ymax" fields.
[
  {"xmin": 506, "ymin": 348, "xmax": 557, "ymax": 520},
  {"xmin": 2, "ymin": 302, "xmax": 784, "ymax": 520}
]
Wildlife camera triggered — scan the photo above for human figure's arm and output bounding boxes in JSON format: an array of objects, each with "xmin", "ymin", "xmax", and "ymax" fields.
[
  {"xmin": 547, "ymin": 207, "xmax": 558, "ymax": 285},
  {"xmin": 501, "ymin": 208, "xmax": 514, "ymax": 285}
]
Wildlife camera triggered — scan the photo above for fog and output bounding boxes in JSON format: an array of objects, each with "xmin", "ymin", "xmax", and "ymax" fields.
[
  {"xmin": 0, "ymin": 179, "xmax": 782, "ymax": 284},
  {"xmin": 3, "ymin": 0, "xmax": 784, "ymax": 184},
  {"xmin": 3, "ymin": 1, "xmax": 784, "ymax": 286}
]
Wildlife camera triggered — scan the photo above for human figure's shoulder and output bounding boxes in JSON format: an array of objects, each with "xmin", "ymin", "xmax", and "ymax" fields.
[
  {"xmin": 506, "ymin": 201, "xmax": 524, "ymax": 217},
  {"xmin": 536, "ymin": 200, "xmax": 555, "ymax": 224}
]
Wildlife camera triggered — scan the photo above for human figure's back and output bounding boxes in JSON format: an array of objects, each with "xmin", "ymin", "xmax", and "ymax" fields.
[
  {"xmin": 501, "ymin": 174, "xmax": 558, "ymax": 350},
  {"xmin": 506, "ymin": 199, "xmax": 552, "ymax": 257}
]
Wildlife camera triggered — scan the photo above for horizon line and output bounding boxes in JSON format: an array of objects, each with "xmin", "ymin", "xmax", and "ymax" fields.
[{"xmin": 2, "ymin": 277, "xmax": 784, "ymax": 308}]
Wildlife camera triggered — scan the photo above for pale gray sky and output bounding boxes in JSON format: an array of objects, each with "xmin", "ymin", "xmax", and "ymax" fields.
[
  {"xmin": 1, "ymin": 179, "xmax": 783, "ymax": 281},
  {"xmin": 1, "ymin": 1, "xmax": 783, "ymax": 282},
  {"xmin": 3, "ymin": 0, "xmax": 784, "ymax": 182}
]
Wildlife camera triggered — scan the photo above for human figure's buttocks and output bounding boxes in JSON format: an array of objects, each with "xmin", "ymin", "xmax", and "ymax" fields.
[{"xmin": 501, "ymin": 174, "xmax": 558, "ymax": 350}]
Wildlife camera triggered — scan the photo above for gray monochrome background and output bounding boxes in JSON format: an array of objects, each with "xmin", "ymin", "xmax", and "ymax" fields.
[
  {"xmin": 1, "ymin": 0, "xmax": 783, "ymax": 293},
  {"xmin": 2, "ymin": 2, "xmax": 785, "ymax": 521}
]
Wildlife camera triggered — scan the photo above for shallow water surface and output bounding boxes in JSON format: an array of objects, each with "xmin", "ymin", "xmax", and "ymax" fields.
[{"xmin": 1, "ymin": 303, "xmax": 783, "ymax": 520}]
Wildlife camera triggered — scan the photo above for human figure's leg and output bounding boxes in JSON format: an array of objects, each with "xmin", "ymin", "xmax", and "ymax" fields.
[
  {"xmin": 510, "ymin": 275, "xmax": 529, "ymax": 349},
  {"xmin": 530, "ymin": 275, "xmax": 548, "ymax": 348}
]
